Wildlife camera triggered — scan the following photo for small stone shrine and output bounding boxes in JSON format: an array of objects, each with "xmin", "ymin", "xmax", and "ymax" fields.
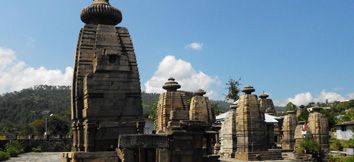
[
  {"xmin": 294, "ymin": 121, "xmax": 305, "ymax": 151},
  {"xmin": 282, "ymin": 111, "xmax": 297, "ymax": 150},
  {"xmin": 308, "ymin": 107, "xmax": 329, "ymax": 154},
  {"xmin": 219, "ymin": 102, "xmax": 237, "ymax": 158},
  {"xmin": 189, "ymin": 89, "xmax": 215, "ymax": 123},
  {"xmin": 155, "ymin": 78, "xmax": 188, "ymax": 133},
  {"xmin": 259, "ymin": 92, "xmax": 276, "ymax": 115},
  {"xmin": 235, "ymin": 86, "xmax": 282, "ymax": 161}
]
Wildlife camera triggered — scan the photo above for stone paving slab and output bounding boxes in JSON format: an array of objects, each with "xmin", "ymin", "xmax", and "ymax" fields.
[{"xmin": 5, "ymin": 152, "xmax": 61, "ymax": 162}]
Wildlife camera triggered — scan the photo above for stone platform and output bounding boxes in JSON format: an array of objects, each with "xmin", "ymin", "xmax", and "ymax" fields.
[
  {"xmin": 220, "ymin": 159, "xmax": 297, "ymax": 162},
  {"xmin": 61, "ymin": 151, "xmax": 118, "ymax": 162}
]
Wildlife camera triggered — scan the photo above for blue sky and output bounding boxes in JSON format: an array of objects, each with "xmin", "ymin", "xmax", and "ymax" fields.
[{"xmin": 1, "ymin": 0, "xmax": 354, "ymax": 105}]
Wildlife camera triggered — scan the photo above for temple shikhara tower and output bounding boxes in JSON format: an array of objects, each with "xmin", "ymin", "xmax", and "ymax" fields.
[
  {"xmin": 282, "ymin": 111, "xmax": 297, "ymax": 150},
  {"xmin": 64, "ymin": 0, "xmax": 144, "ymax": 161}
]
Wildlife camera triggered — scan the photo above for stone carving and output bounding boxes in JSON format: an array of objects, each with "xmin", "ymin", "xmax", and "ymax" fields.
[
  {"xmin": 282, "ymin": 111, "xmax": 297, "ymax": 150},
  {"xmin": 219, "ymin": 103, "xmax": 237, "ymax": 158},
  {"xmin": 307, "ymin": 107, "xmax": 329, "ymax": 154}
]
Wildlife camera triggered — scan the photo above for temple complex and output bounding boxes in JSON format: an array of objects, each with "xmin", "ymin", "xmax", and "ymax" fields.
[
  {"xmin": 117, "ymin": 78, "xmax": 219, "ymax": 162},
  {"xmin": 60, "ymin": 0, "xmax": 332, "ymax": 161}
]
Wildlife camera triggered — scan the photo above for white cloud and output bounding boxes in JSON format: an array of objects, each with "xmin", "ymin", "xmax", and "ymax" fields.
[
  {"xmin": 278, "ymin": 90, "xmax": 353, "ymax": 106},
  {"xmin": 0, "ymin": 47, "xmax": 73, "ymax": 94},
  {"xmin": 185, "ymin": 42, "xmax": 204, "ymax": 51},
  {"xmin": 287, "ymin": 92, "xmax": 314, "ymax": 106},
  {"xmin": 348, "ymin": 93, "xmax": 354, "ymax": 99},
  {"xmin": 144, "ymin": 55, "xmax": 221, "ymax": 99}
]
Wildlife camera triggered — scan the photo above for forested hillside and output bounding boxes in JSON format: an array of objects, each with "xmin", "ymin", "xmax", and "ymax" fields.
[
  {"xmin": 0, "ymin": 85, "xmax": 71, "ymax": 126},
  {"xmin": 0, "ymin": 86, "xmax": 230, "ymax": 129}
]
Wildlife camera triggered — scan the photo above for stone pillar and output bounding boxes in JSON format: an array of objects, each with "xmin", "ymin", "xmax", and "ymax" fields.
[
  {"xmin": 308, "ymin": 107, "xmax": 329, "ymax": 154},
  {"xmin": 77, "ymin": 120, "xmax": 85, "ymax": 151},
  {"xmin": 282, "ymin": 111, "xmax": 297, "ymax": 150},
  {"xmin": 219, "ymin": 103, "xmax": 237, "ymax": 158},
  {"xmin": 235, "ymin": 86, "xmax": 268, "ymax": 160},
  {"xmin": 72, "ymin": 121, "xmax": 78, "ymax": 150}
]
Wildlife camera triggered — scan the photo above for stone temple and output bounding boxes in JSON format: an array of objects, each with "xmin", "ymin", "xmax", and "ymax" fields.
[{"xmin": 63, "ymin": 0, "xmax": 144, "ymax": 161}]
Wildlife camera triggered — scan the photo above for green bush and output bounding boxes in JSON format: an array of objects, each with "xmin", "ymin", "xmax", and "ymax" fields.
[
  {"xmin": 6, "ymin": 146, "xmax": 20, "ymax": 157},
  {"xmin": 344, "ymin": 156, "xmax": 354, "ymax": 162},
  {"xmin": 300, "ymin": 139, "xmax": 320, "ymax": 154},
  {"xmin": 0, "ymin": 151, "xmax": 10, "ymax": 161},
  {"xmin": 330, "ymin": 138, "xmax": 344, "ymax": 151},
  {"xmin": 31, "ymin": 147, "xmax": 42, "ymax": 153}
]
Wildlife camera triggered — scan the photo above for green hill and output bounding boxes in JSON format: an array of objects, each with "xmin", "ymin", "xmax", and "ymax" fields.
[{"xmin": 0, "ymin": 85, "xmax": 230, "ymax": 131}]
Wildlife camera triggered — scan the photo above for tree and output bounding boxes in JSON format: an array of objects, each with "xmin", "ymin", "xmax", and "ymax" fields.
[
  {"xmin": 285, "ymin": 102, "xmax": 297, "ymax": 112},
  {"xmin": 47, "ymin": 115, "xmax": 69, "ymax": 137},
  {"xmin": 225, "ymin": 78, "xmax": 241, "ymax": 102},
  {"xmin": 30, "ymin": 119, "xmax": 45, "ymax": 136}
]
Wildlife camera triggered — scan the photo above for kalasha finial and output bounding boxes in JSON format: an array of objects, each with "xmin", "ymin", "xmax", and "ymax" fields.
[
  {"xmin": 81, "ymin": 0, "xmax": 122, "ymax": 25},
  {"xmin": 194, "ymin": 89, "xmax": 206, "ymax": 96},
  {"xmin": 242, "ymin": 86, "xmax": 255, "ymax": 94},
  {"xmin": 259, "ymin": 91, "xmax": 269, "ymax": 99},
  {"xmin": 162, "ymin": 78, "xmax": 181, "ymax": 92}
]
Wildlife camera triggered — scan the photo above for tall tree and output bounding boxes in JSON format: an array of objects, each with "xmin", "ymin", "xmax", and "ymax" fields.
[{"xmin": 225, "ymin": 78, "xmax": 241, "ymax": 102}]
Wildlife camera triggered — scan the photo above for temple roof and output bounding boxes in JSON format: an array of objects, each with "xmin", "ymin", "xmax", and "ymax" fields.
[
  {"xmin": 242, "ymin": 86, "xmax": 255, "ymax": 94},
  {"xmin": 162, "ymin": 78, "xmax": 181, "ymax": 92},
  {"xmin": 81, "ymin": 0, "xmax": 122, "ymax": 25}
]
